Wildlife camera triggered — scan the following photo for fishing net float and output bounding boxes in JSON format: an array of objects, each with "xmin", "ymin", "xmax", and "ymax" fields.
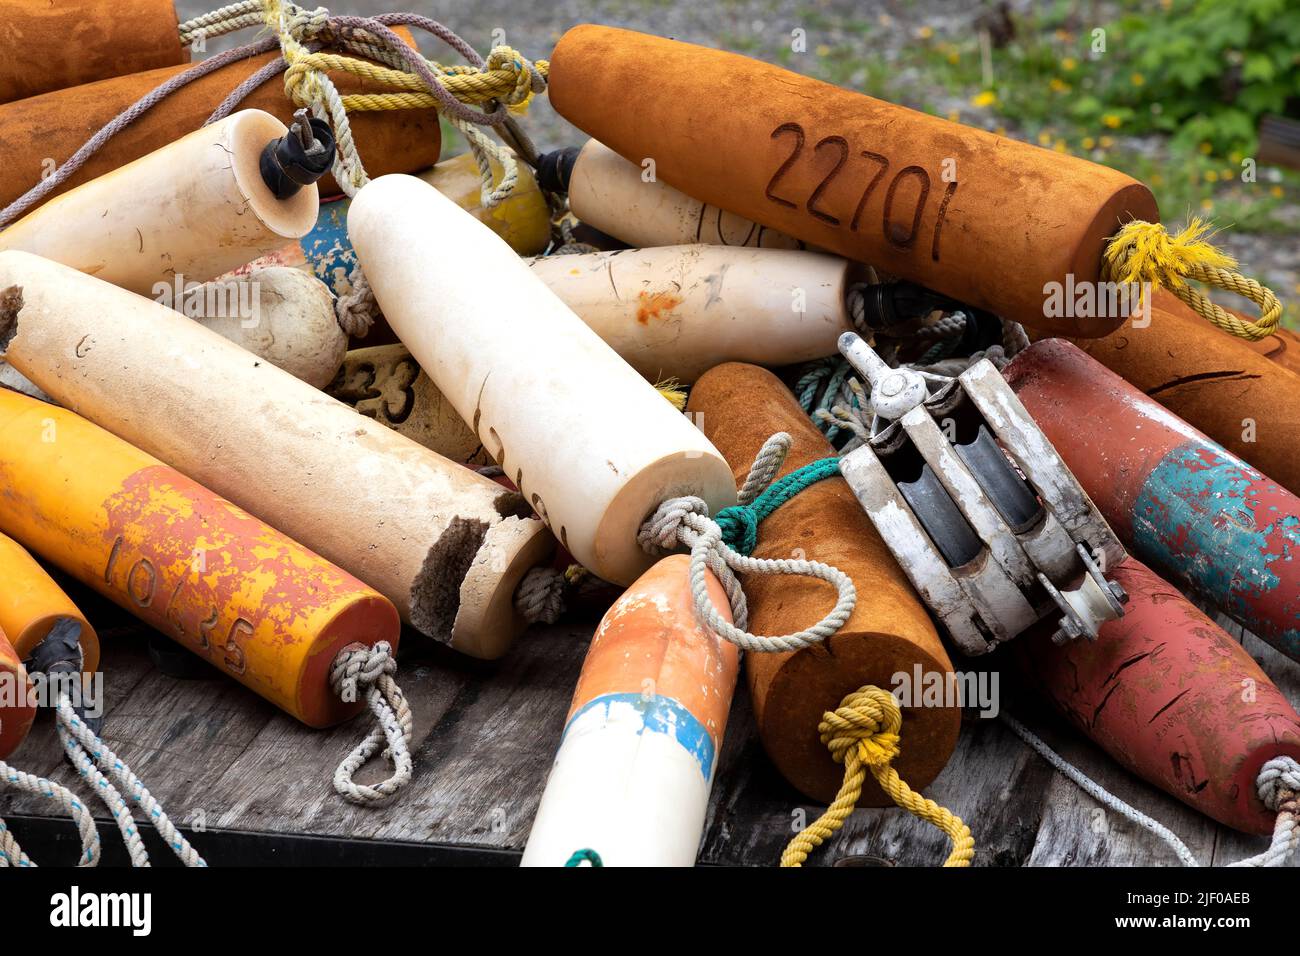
[
  {"xmin": 347, "ymin": 174, "xmax": 736, "ymax": 586},
  {"xmin": 0, "ymin": 387, "xmax": 399, "ymax": 728},
  {"xmin": 1005, "ymin": 339, "xmax": 1300, "ymax": 664},
  {"xmin": 0, "ymin": 532, "xmax": 100, "ymax": 679},
  {"xmin": 540, "ymin": 138, "xmax": 807, "ymax": 251},
  {"xmin": 327, "ymin": 344, "xmax": 496, "ymax": 468},
  {"xmin": 0, "ymin": 0, "xmax": 187, "ymax": 104},
  {"xmin": 0, "ymin": 24, "xmax": 440, "ymax": 215},
  {"xmin": 0, "ymin": 251, "xmax": 554, "ymax": 660},
  {"xmin": 1014, "ymin": 558, "xmax": 1300, "ymax": 836},
  {"xmin": 546, "ymin": 25, "xmax": 1153, "ymax": 340},
  {"xmin": 522, "ymin": 555, "xmax": 739, "ymax": 866},
  {"xmin": 687, "ymin": 363, "xmax": 960, "ymax": 803},
  {"xmin": 0, "ymin": 110, "xmax": 327, "ymax": 296},
  {"xmin": 1042, "ymin": 294, "xmax": 1300, "ymax": 498},
  {"xmin": 525, "ymin": 246, "xmax": 868, "ymax": 385}
]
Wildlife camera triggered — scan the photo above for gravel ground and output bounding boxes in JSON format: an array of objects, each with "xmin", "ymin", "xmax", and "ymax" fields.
[{"xmin": 174, "ymin": 0, "xmax": 1298, "ymax": 318}]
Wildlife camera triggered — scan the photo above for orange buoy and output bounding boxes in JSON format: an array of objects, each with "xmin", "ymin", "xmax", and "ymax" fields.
[
  {"xmin": 0, "ymin": 531, "xmax": 99, "ymax": 676},
  {"xmin": 0, "ymin": 625, "xmax": 36, "ymax": 759},
  {"xmin": 0, "ymin": 387, "xmax": 400, "ymax": 728},
  {"xmin": 522, "ymin": 555, "xmax": 739, "ymax": 866}
]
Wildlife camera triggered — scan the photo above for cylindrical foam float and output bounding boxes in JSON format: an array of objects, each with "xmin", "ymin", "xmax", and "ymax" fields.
[
  {"xmin": 0, "ymin": 27, "xmax": 440, "ymax": 211},
  {"xmin": 0, "ymin": 626, "xmax": 35, "ymax": 759},
  {"xmin": 548, "ymin": 25, "xmax": 1157, "ymax": 338},
  {"xmin": 0, "ymin": 388, "xmax": 399, "ymax": 727},
  {"xmin": 348, "ymin": 174, "xmax": 735, "ymax": 586},
  {"xmin": 522, "ymin": 554, "xmax": 739, "ymax": 866},
  {"xmin": 326, "ymin": 344, "xmax": 493, "ymax": 467},
  {"xmin": 0, "ymin": 531, "xmax": 99, "ymax": 675},
  {"xmin": 0, "ymin": 252, "xmax": 554, "ymax": 659},
  {"xmin": 687, "ymin": 362, "xmax": 960, "ymax": 803},
  {"xmin": 239, "ymin": 151, "xmax": 553, "ymax": 301},
  {"xmin": 1015, "ymin": 558, "xmax": 1300, "ymax": 834},
  {"xmin": 564, "ymin": 138, "xmax": 806, "ymax": 250},
  {"xmin": 0, "ymin": 0, "xmax": 186, "ymax": 104},
  {"xmin": 525, "ymin": 245, "xmax": 863, "ymax": 383},
  {"xmin": 1005, "ymin": 338, "xmax": 1300, "ymax": 662},
  {"xmin": 1043, "ymin": 292, "xmax": 1300, "ymax": 497},
  {"xmin": 0, "ymin": 110, "xmax": 318, "ymax": 296},
  {"xmin": 183, "ymin": 267, "xmax": 346, "ymax": 388}
]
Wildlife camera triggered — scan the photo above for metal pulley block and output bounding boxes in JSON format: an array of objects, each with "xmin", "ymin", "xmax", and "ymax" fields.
[{"xmin": 835, "ymin": 331, "xmax": 1128, "ymax": 655}]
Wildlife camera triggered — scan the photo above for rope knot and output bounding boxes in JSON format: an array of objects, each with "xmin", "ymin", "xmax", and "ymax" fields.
[
  {"xmin": 713, "ymin": 504, "xmax": 759, "ymax": 556},
  {"xmin": 330, "ymin": 640, "xmax": 396, "ymax": 702},
  {"xmin": 330, "ymin": 641, "xmax": 413, "ymax": 806},
  {"xmin": 1256, "ymin": 756, "xmax": 1300, "ymax": 812},
  {"xmin": 637, "ymin": 495, "xmax": 711, "ymax": 553},
  {"xmin": 819, "ymin": 687, "xmax": 903, "ymax": 769}
]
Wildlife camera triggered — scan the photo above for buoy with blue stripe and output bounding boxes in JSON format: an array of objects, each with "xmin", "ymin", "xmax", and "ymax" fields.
[{"xmin": 521, "ymin": 554, "xmax": 739, "ymax": 866}]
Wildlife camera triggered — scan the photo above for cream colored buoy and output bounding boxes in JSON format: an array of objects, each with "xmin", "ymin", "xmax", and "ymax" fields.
[
  {"xmin": 0, "ymin": 251, "xmax": 554, "ymax": 659},
  {"xmin": 348, "ymin": 175, "xmax": 737, "ymax": 586},
  {"xmin": 327, "ymin": 343, "xmax": 493, "ymax": 466},
  {"xmin": 527, "ymin": 245, "xmax": 864, "ymax": 383},
  {"xmin": 567, "ymin": 139, "xmax": 805, "ymax": 250},
  {"xmin": 182, "ymin": 267, "xmax": 347, "ymax": 389},
  {"xmin": 0, "ymin": 110, "xmax": 319, "ymax": 297}
]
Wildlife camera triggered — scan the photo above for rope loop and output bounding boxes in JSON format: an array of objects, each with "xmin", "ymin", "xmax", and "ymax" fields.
[
  {"xmin": 1103, "ymin": 218, "xmax": 1283, "ymax": 341},
  {"xmin": 330, "ymin": 641, "xmax": 414, "ymax": 805},
  {"xmin": 0, "ymin": 762, "xmax": 101, "ymax": 867},
  {"xmin": 1230, "ymin": 756, "xmax": 1300, "ymax": 867},
  {"xmin": 780, "ymin": 686, "xmax": 973, "ymax": 867},
  {"xmin": 638, "ymin": 433, "xmax": 856, "ymax": 654}
]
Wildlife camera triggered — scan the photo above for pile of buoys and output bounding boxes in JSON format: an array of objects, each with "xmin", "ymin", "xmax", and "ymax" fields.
[{"xmin": 0, "ymin": 5, "xmax": 1295, "ymax": 873}]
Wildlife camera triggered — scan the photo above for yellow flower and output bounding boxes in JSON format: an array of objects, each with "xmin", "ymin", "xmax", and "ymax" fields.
[
  {"xmin": 918, "ymin": 26, "xmax": 934, "ymax": 39},
  {"xmin": 1130, "ymin": 72, "xmax": 1145, "ymax": 86},
  {"xmin": 1081, "ymin": 136, "xmax": 1096, "ymax": 149},
  {"xmin": 1062, "ymin": 57, "xmax": 1078, "ymax": 71},
  {"xmin": 947, "ymin": 109, "xmax": 961, "ymax": 122},
  {"xmin": 1050, "ymin": 77, "xmax": 1071, "ymax": 93},
  {"xmin": 1272, "ymin": 185, "xmax": 1285, "ymax": 198},
  {"xmin": 1198, "ymin": 141, "xmax": 1213, "ymax": 154},
  {"xmin": 1102, "ymin": 114, "xmax": 1122, "ymax": 128},
  {"xmin": 1229, "ymin": 151, "xmax": 1243, "ymax": 164},
  {"xmin": 947, "ymin": 51, "xmax": 960, "ymax": 64},
  {"xmin": 1099, "ymin": 135, "xmax": 1115, "ymax": 148},
  {"xmin": 816, "ymin": 44, "xmax": 832, "ymax": 57},
  {"xmin": 1200, "ymin": 198, "xmax": 1214, "ymax": 210},
  {"xmin": 1037, "ymin": 131, "xmax": 1053, "ymax": 146},
  {"xmin": 1204, "ymin": 170, "xmax": 1219, "ymax": 183},
  {"xmin": 1053, "ymin": 140, "xmax": 1069, "ymax": 153},
  {"xmin": 971, "ymin": 90, "xmax": 997, "ymax": 108}
]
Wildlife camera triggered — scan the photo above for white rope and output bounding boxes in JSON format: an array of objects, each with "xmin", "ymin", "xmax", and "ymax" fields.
[
  {"xmin": 1001, "ymin": 712, "xmax": 1200, "ymax": 867},
  {"xmin": 638, "ymin": 432, "xmax": 857, "ymax": 653},
  {"xmin": 514, "ymin": 566, "xmax": 567, "ymax": 626},
  {"xmin": 0, "ymin": 761, "xmax": 100, "ymax": 867},
  {"xmin": 1229, "ymin": 756, "xmax": 1300, "ymax": 867},
  {"xmin": 56, "ymin": 693, "xmax": 206, "ymax": 867},
  {"xmin": 177, "ymin": 0, "xmax": 267, "ymax": 45},
  {"xmin": 330, "ymin": 642, "xmax": 414, "ymax": 805}
]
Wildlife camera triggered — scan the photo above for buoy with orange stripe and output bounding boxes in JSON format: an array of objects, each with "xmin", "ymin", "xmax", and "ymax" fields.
[{"xmin": 521, "ymin": 555, "xmax": 739, "ymax": 866}]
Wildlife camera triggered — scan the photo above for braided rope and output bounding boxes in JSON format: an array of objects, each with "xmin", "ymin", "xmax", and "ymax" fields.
[
  {"xmin": 781, "ymin": 686, "xmax": 974, "ymax": 867},
  {"xmin": 514, "ymin": 566, "xmax": 567, "ymax": 626},
  {"xmin": 1229, "ymin": 756, "xmax": 1300, "ymax": 867},
  {"xmin": 0, "ymin": 762, "xmax": 100, "ymax": 867},
  {"xmin": 330, "ymin": 642, "xmax": 413, "ymax": 805},
  {"xmin": 56, "ymin": 693, "xmax": 206, "ymax": 867},
  {"xmin": 638, "ymin": 433, "xmax": 856, "ymax": 654}
]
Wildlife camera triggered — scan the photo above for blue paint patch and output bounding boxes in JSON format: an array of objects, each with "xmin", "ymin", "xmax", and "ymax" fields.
[
  {"xmin": 563, "ymin": 692, "xmax": 718, "ymax": 782},
  {"xmin": 1133, "ymin": 440, "xmax": 1300, "ymax": 653},
  {"xmin": 298, "ymin": 198, "xmax": 358, "ymax": 297}
]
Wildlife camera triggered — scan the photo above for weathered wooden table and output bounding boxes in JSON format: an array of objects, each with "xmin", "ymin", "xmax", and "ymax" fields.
[{"xmin": 3, "ymin": 583, "xmax": 1295, "ymax": 867}]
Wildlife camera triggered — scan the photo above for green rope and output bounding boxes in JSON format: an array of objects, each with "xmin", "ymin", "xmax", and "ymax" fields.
[
  {"xmin": 715, "ymin": 458, "xmax": 842, "ymax": 556},
  {"xmin": 564, "ymin": 848, "xmax": 603, "ymax": 867}
]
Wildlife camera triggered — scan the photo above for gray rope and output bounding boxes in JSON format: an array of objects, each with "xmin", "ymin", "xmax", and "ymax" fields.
[
  {"xmin": 1229, "ymin": 756, "xmax": 1300, "ymax": 867},
  {"xmin": 514, "ymin": 566, "xmax": 567, "ymax": 625},
  {"xmin": 56, "ymin": 692, "xmax": 206, "ymax": 867},
  {"xmin": 177, "ymin": 1, "xmax": 266, "ymax": 45},
  {"xmin": 330, "ymin": 642, "xmax": 413, "ymax": 805},
  {"xmin": 1001, "ymin": 712, "xmax": 1200, "ymax": 867},
  {"xmin": 637, "ymin": 433, "xmax": 857, "ymax": 653},
  {"xmin": 336, "ymin": 266, "xmax": 379, "ymax": 337},
  {"xmin": 0, "ymin": 761, "xmax": 100, "ymax": 867}
]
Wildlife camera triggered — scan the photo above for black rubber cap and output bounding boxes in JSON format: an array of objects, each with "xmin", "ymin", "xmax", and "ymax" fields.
[
  {"xmin": 259, "ymin": 117, "xmax": 336, "ymax": 199},
  {"xmin": 859, "ymin": 281, "xmax": 963, "ymax": 331},
  {"xmin": 536, "ymin": 145, "xmax": 582, "ymax": 194}
]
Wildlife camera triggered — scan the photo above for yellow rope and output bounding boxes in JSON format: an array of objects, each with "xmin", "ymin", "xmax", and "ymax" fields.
[
  {"xmin": 1102, "ymin": 218, "xmax": 1283, "ymax": 341},
  {"xmin": 780, "ymin": 686, "xmax": 974, "ymax": 867}
]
